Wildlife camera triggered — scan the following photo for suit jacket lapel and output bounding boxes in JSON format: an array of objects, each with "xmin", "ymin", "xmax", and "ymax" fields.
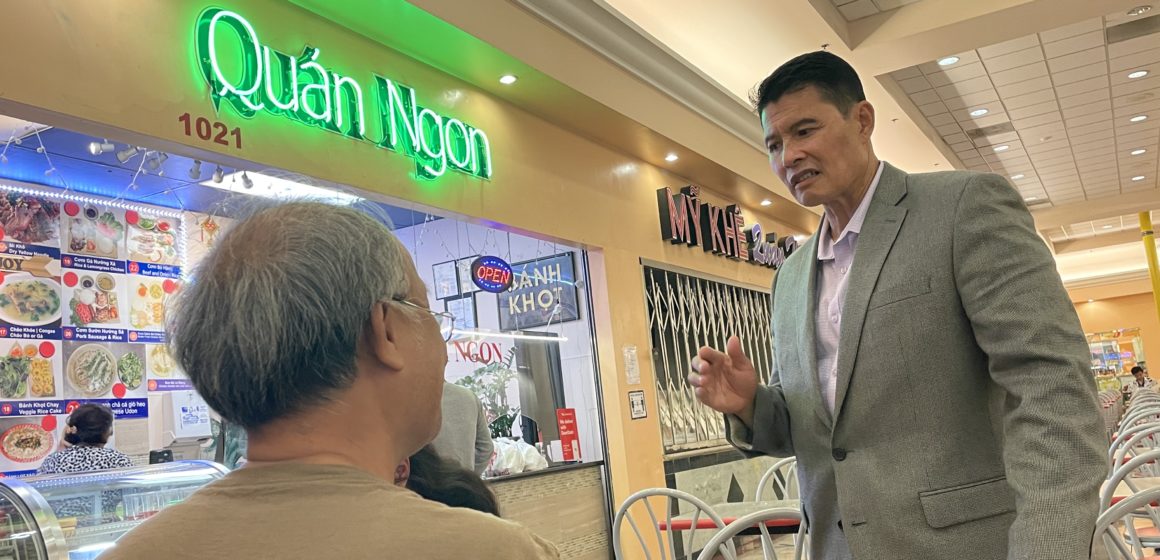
[
  {"xmin": 832, "ymin": 164, "xmax": 909, "ymax": 419},
  {"xmin": 788, "ymin": 234, "xmax": 831, "ymax": 429}
]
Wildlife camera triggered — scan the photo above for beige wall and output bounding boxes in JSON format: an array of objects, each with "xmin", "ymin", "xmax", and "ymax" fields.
[
  {"xmin": 0, "ymin": 1, "xmax": 799, "ymax": 543},
  {"xmin": 1074, "ymin": 294, "xmax": 1160, "ymax": 366}
]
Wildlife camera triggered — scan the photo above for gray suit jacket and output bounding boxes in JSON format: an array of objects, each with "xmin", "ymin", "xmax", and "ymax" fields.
[
  {"xmin": 431, "ymin": 382, "xmax": 494, "ymax": 474},
  {"xmin": 727, "ymin": 163, "xmax": 1105, "ymax": 560}
]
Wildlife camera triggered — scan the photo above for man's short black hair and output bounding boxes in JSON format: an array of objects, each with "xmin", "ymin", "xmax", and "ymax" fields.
[
  {"xmin": 1133, "ymin": 366, "xmax": 1145, "ymax": 375},
  {"xmin": 751, "ymin": 51, "xmax": 866, "ymax": 117}
]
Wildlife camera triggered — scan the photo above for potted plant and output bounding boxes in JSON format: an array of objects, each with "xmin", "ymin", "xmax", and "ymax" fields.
[{"xmin": 454, "ymin": 348, "xmax": 519, "ymax": 438}]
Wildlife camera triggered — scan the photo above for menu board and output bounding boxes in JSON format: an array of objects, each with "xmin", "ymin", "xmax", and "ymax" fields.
[{"xmin": 0, "ymin": 188, "xmax": 186, "ymax": 474}]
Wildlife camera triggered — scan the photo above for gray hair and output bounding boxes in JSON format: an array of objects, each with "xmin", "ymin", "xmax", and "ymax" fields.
[{"xmin": 169, "ymin": 201, "xmax": 412, "ymax": 429}]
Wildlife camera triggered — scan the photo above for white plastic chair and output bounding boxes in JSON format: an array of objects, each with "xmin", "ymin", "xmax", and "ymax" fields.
[
  {"xmin": 613, "ymin": 487, "xmax": 736, "ymax": 560},
  {"xmin": 1110, "ymin": 424, "xmax": 1160, "ymax": 478},
  {"xmin": 1102, "ymin": 449, "xmax": 1160, "ymax": 551},
  {"xmin": 755, "ymin": 457, "xmax": 799, "ymax": 501},
  {"xmin": 694, "ymin": 507, "xmax": 805, "ymax": 560},
  {"xmin": 1096, "ymin": 487, "xmax": 1160, "ymax": 559}
]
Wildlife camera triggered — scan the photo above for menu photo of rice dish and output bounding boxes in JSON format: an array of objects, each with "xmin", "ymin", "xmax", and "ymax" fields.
[{"xmin": 62, "ymin": 271, "xmax": 126, "ymax": 329}]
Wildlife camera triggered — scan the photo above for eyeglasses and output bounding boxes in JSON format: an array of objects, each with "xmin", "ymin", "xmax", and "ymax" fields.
[{"xmin": 389, "ymin": 297, "xmax": 456, "ymax": 341}]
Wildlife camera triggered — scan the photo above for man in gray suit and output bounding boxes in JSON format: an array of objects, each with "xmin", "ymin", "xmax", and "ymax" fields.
[{"xmin": 689, "ymin": 51, "xmax": 1106, "ymax": 559}]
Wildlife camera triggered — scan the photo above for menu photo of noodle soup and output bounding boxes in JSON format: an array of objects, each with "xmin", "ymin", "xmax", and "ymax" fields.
[
  {"xmin": 0, "ymin": 340, "xmax": 60, "ymax": 400},
  {"xmin": 0, "ymin": 272, "xmax": 63, "ymax": 330},
  {"xmin": 0, "ymin": 416, "xmax": 57, "ymax": 469},
  {"xmin": 61, "ymin": 271, "xmax": 126, "ymax": 329},
  {"xmin": 0, "ymin": 192, "xmax": 61, "ymax": 248},
  {"xmin": 61, "ymin": 342, "xmax": 145, "ymax": 400}
]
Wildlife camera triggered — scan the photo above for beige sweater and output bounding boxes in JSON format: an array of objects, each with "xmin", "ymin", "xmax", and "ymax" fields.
[{"xmin": 102, "ymin": 463, "xmax": 558, "ymax": 559}]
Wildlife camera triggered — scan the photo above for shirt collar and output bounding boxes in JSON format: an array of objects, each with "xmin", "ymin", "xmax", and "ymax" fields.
[{"xmin": 817, "ymin": 162, "xmax": 885, "ymax": 262}]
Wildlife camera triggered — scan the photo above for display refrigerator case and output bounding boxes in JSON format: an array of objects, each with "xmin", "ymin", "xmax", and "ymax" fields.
[{"xmin": 0, "ymin": 460, "xmax": 227, "ymax": 560}]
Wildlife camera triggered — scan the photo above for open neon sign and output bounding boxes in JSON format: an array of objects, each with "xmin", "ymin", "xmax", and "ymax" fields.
[
  {"xmin": 194, "ymin": 8, "xmax": 493, "ymax": 180},
  {"xmin": 472, "ymin": 256, "xmax": 513, "ymax": 293}
]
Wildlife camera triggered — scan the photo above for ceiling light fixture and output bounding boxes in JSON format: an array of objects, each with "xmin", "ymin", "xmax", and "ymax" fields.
[
  {"xmin": 1011, "ymin": 174, "xmax": 1025, "ymax": 180},
  {"xmin": 1133, "ymin": 175, "xmax": 1147, "ymax": 181},
  {"xmin": 241, "ymin": 172, "xmax": 254, "ymax": 189},
  {"xmin": 1087, "ymin": 298, "xmax": 1095, "ymax": 303},
  {"xmin": 760, "ymin": 199, "xmax": 772, "ymax": 206},
  {"xmin": 993, "ymin": 145, "xmax": 1010, "ymax": 152},
  {"xmin": 87, "ymin": 140, "xmax": 115, "ymax": 156},
  {"xmin": 1132, "ymin": 148, "xmax": 1148, "ymax": 156},
  {"xmin": 1128, "ymin": 5, "xmax": 1153, "ymax": 16},
  {"xmin": 1102, "ymin": 224, "xmax": 1114, "ymax": 229},
  {"xmin": 188, "ymin": 160, "xmax": 202, "ymax": 180},
  {"xmin": 212, "ymin": 166, "xmax": 224, "ymax": 183},
  {"xmin": 1129, "ymin": 70, "xmax": 1150, "ymax": 79},
  {"xmin": 115, "ymin": 146, "xmax": 139, "ymax": 164},
  {"xmin": 1025, "ymin": 196, "xmax": 1039, "ymax": 201},
  {"xmin": 1131, "ymin": 115, "xmax": 1149, "ymax": 123},
  {"xmin": 664, "ymin": 153, "xmax": 679, "ymax": 162},
  {"xmin": 937, "ymin": 56, "xmax": 960, "ymax": 66},
  {"xmin": 202, "ymin": 171, "xmax": 362, "ymax": 203},
  {"xmin": 498, "ymin": 74, "xmax": 518, "ymax": 85},
  {"xmin": 969, "ymin": 108, "xmax": 989, "ymax": 117}
]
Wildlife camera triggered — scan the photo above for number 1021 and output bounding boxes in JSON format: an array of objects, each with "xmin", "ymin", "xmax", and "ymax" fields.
[{"xmin": 178, "ymin": 113, "xmax": 242, "ymax": 149}]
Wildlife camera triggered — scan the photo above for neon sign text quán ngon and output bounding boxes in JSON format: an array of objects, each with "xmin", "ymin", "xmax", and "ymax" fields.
[{"xmin": 194, "ymin": 8, "xmax": 493, "ymax": 180}]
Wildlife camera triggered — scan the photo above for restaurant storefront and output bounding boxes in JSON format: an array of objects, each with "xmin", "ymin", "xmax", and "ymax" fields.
[{"xmin": 0, "ymin": 2, "xmax": 813, "ymax": 558}]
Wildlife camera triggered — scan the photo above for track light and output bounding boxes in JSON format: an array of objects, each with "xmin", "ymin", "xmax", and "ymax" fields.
[
  {"xmin": 115, "ymin": 146, "xmax": 139, "ymax": 164},
  {"xmin": 188, "ymin": 160, "xmax": 203, "ymax": 180},
  {"xmin": 146, "ymin": 152, "xmax": 168, "ymax": 171},
  {"xmin": 88, "ymin": 141, "xmax": 115, "ymax": 156},
  {"xmin": 212, "ymin": 166, "xmax": 224, "ymax": 183},
  {"xmin": 241, "ymin": 172, "xmax": 253, "ymax": 189}
]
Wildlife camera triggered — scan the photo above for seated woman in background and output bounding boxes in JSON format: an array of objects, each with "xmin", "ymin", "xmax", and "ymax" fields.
[
  {"xmin": 38, "ymin": 403, "xmax": 133, "ymax": 474},
  {"xmin": 38, "ymin": 404, "xmax": 134, "ymax": 524},
  {"xmin": 396, "ymin": 446, "xmax": 500, "ymax": 516}
]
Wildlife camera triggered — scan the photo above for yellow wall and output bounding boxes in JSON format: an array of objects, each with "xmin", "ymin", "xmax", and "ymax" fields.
[
  {"xmin": 0, "ymin": 0, "xmax": 798, "ymax": 532},
  {"xmin": 1075, "ymin": 293, "xmax": 1160, "ymax": 366}
]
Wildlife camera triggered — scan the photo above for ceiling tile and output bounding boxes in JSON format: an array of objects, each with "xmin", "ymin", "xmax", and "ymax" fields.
[
  {"xmin": 941, "ymin": 89, "xmax": 1000, "ymax": 111},
  {"xmin": 1113, "ymin": 97, "xmax": 1160, "ymax": 117},
  {"xmin": 891, "ymin": 66, "xmax": 924, "ymax": 81},
  {"xmin": 1012, "ymin": 111, "xmax": 1063, "ymax": 130},
  {"xmin": 1112, "ymin": 75, "xmax": 1160, "ymax": 98},
  {"xmin": 838, "ymin": 0, "xmax": 879, "ymax": 20},
  {"xmin": 917, "ymin": 52, "xmax": 983, "ymax": 75},
  {"xmin": 1018, "ymin": 122, "xmax": 1067, "ymax": 142},
  {"xmin": 1051, "ymin": 61, "xmax": 1109, "ymax": 86},
  {"xmin": 1007, "ymin": 99, "xmax": 1061, "ymax": 120},
  {"xmin": 1003, "ymin": 88, "xmax": 1058, "ymax": 110},
  {"xmin": 1047, "ymin": 46, "xmax": 1108, "ymax": 73},
  {"xmin": 1054, "ymin": 75, "xmax": 1110, "ymax": 98},
  {"xmin": 872, "ymin": 0, "xmax": 922, "ymax": 10},
  {"xmin": 1059, "ymin": 88, "xmax": 1111, "ymax": 109},
  {"xmin": 899, "ymin": 75, "xmax": 934, "ymax": 94},
  {"xmin": 924, "ymin": 62, "xmax": 989, "ymax": 87},
  {"xmin": 956, "ymin": 112, "xmax": 1011, "ymax": 128},
  {"xmin": 936, "ymin": 122, "xmax": 964, "ymax": 136},
  {"xmin": 909, "ymin": 89, "xmax": 942, "ymax": 106},
  {"xmin": 996, "ymin": 75, "xmax": 1055, "ymax": 98},
  {"xmin": 943, "ymin": 132, "xmax": 970, "ymax": 145},
  {"xmin": 1109, "ymin": 33, "xmax": 1160, "ymax": 59},
  {"xmin": 936, "ymin": 76, "xmax": 996, "ymax": 99},
  {"xmin": 1027, "ymin": 138, "xmax": 1073, "ymax": 154},
  {"xmin": 919, "ymin": 100, "xmax": 950, "ymax": 116},
  {"xmin": 1067, "ymin": 109, "xmax": 1115, "ymax": 128},
  {"xmin": 951, "ymin": 141, "xmax": 977, "ymax": 153},
  {"xmin": 973, "ymin": 131, "xmax": 1021, "ymax": 147},
  {"xmin": 928, "ymin": 113, "xmax": 957, "ymax": 126},
  {"xmin": 1069, "ymin": 120, "xmax": 1115, "ymax": 137},
  {"xmin": 990, "ymin": 61, "xmax": 1050, "ymax": 86},
  {"xmin": 1071, "ymin": 128, "xmax": 1117, "ymax": 145},
  {"xmin": 1062, "ymin": 98, "xmax": 1113, "ymax": 119},
  {"xmin": 1110, "ymin": 48, "xmax": 1160, "ymax": 72},
  {"xmin": 979, "ymin": 34, "xmax": 1042, "ymax": 59},
  {"xmin": 1039, "ymin": 17, "xmax": 1104, "ymax": 44},
  {"xmin": 981, "ymin": 46, "xmax": 1046, "ymax": 73},
  {"xmin": 1043, "ymin": 30, "xmax": 1105, "ymax": 59},
  {"xmin": 1032, "ymin": 146, "xmax": 1075, "ymax": 161},
  {"xmin": 1116, "ymin": 129, "xmax": 1160, "ymax": 145}
]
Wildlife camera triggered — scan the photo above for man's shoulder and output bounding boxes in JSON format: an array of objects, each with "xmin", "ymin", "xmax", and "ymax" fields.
[{"xmin": 900, "ymin": 167, "xmax": 1001, "ymax": 195}]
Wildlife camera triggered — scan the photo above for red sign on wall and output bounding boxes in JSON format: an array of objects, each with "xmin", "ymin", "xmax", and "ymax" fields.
[{"xmin": 556, "ymin": 408, "xmax": 580, "ymax": 462}]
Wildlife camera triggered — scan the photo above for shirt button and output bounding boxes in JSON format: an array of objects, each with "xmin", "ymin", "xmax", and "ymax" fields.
[
  {"xmin": 832, "ymin": 448, "xmax": 848, "ymax": 461},
  {"xmin": 841, "ymin": 267, "xmax": 848, "ymax": 274},
  {"xmin": 831, "ymin": 314, "xmax": 839, "ymax": 323}
]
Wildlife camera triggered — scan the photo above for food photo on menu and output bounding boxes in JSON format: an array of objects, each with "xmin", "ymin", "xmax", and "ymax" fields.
[
  {"xmin": 62, "ymin": 272, "xmax": 125, "ymax": 328},
  {"xmin": 0, "ymin": 417, "xmax": 56, "ymax": 468},
  {"xmin": 63, "ymin": 202, "xmax": 125, "ymax": 260},
  {"xmin": 0, "ymin": 192, "xmax": 61, "ymax": 247},
  {"xmin": 145, "ymin": 343, "xmax": 182, "ymax": 380},
  {"xmin": 0, "ymin": 273, "xmax": 63, "ymax": 329},
  {"xmin": 0, "ymin": 341, "xmax": 60, "ymax": 400},
  {"xmin": 62, "ymin": 342, "xmax": 145, "ymax": 399},
  {"xmin": 126, "ymin": 212, "xmax": 179, "ymax": 265},
  {"xmin": 129, "ymin": 277, "xmax": 178, "ymax": 331}
]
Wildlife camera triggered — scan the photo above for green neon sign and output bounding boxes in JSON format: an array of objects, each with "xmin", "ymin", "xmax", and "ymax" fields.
[{"xmin": 194, "ymin": 8, "xmax": 493, "ymax": 180}]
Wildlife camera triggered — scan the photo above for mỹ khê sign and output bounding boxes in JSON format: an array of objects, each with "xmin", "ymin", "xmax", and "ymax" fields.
[
  {"xmin": 194, "ymin": 8, "xmax": 492, "ymax": 181},
  {"xmin": 657, "ymin": 185, "xmax": 796, "ymax": 269}
]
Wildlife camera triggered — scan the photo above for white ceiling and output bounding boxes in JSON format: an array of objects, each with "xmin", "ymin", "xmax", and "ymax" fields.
[
  {"xmin": 831, "ymin": 0, "xmax": 922, "ymax": 21},
  {"xmin": 1046, "ymin": 210, "xmax": 1156, "ymax": 242},
  {"xmin": 887, "ymin": 11, "xmax": 1160, "ymax": 212}
]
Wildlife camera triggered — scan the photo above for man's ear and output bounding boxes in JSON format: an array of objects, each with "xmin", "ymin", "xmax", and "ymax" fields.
[
  {"xmin": 856, "ymin": 100, "xmax": 876, "ymax": 141},
  {"xmin": 368, "ymin": 301, "xmax": 406, "ymax": 371},
  {"xmin": 394, "ymin": 456, "xmax": 411, "ymax": 486}
]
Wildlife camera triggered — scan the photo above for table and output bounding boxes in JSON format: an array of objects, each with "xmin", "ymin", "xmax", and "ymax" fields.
[{"xmin": 659, "ymin": 500, "xmax": 802, "ymax": 535}]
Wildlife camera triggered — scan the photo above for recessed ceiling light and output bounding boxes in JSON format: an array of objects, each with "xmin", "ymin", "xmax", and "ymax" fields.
[
  {"xmin": 969, "ymin": 108, "xmax": 989, "ymax": 117},
  {"xmin": 993, "ymin": 145, "xmax": 1010, "ymax": 152},
  {"xmin": 1131, "ymin": 115, "xmax": 1149, "ymax": 123},
  {"xmin": 1133, "ymin": 175, "xmax": 1147, "ymax": 181},
  {"xmin": 1103, "ymin": 224, "xmax": 1114, "ymax": 229},
  {"xmin": 1025, "ymin": 196, "xmax": 1039, "ymax": 201},
  {"xmin": 1011, "ymin": 174, "xmax": 1025, "ymax": 180},
  {"xmin": 1128, "ymin": 5, "xmax": 1153, "ymax": 16},
  {"xmin": 1129, "ymin": 70, "xmax": 1150, "ymax": 79},
  {"xmin": 1088, "ymin": 299, "xmax": 1095, "ymax": 303},
  {"xmin": 937, "ymin": 56, "xmax": 960, "ymax": 66},
  {"xmin": 664, "ymin": 153, "xmax": 679, "ymax": 162},
  {"xmin": 498, "ymin": 74, "xmax": 518, "ymax": 85},
  {"xmin": 1132, "ymin": 148, "xmax": 1148, "ymax": 156},
  {"xmin": 760, "ymin": 199, "xmax": 772, "ymax": 207}
]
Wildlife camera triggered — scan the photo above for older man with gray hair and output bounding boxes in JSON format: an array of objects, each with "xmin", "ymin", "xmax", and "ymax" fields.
[{"xmin": 105, "ymin": 202, "xmax": 558, "ymax": 560}]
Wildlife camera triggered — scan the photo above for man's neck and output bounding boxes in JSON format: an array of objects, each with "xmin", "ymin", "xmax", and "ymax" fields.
[{"xmin": 823, "ymin": 157, "xmax": 881, "ymax": 240}]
